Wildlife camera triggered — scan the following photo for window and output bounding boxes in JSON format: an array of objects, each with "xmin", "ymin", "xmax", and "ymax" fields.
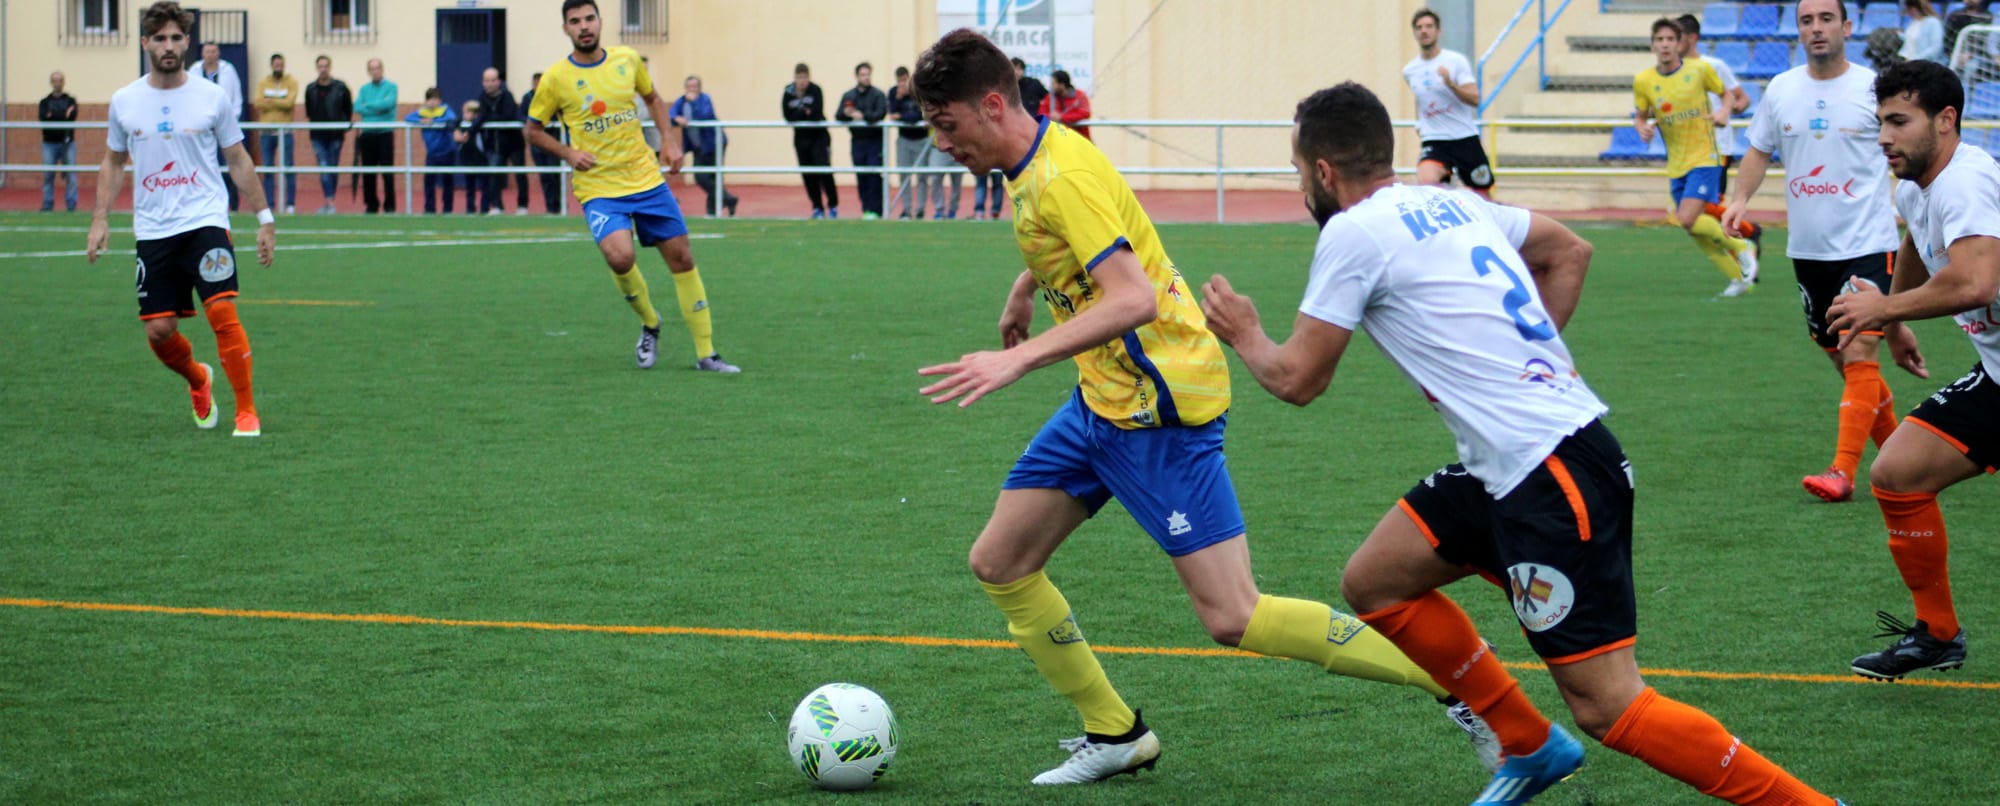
[
  {"xmin": 304, "ymin": 0, "xmax": 375, "ymax": 44},
  {"xmin": 620, "ymin": 0, "xmax": 668, "ymax": 43},
  {"xmin": 61, "ymin": 0, "xmax": 126, "ymax": 45}
]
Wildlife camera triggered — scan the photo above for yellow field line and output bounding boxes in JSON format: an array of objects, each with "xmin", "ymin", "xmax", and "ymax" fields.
[
  {"xmin": 238, "ymin": 299, "xmax": 375, "ymax": 307},
  {"xmin": 4, "ymin": 597, "xmax": 1995, "ymax": 691}
]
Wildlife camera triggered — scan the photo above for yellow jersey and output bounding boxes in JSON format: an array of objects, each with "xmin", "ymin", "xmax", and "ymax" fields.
[
  {"xmin": 1006, "ymin": 120, "xmax": 1230, "ymax": 429},
  {"xmin": 1634, "ymin": 59, "xmax": 1726, "ymax": 178},
  {"xmin": 526, "ymin": 46, "xmax": 662, "ymax": 203}
]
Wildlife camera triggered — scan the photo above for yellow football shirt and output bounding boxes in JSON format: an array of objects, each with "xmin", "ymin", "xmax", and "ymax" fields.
[
  {"xmin": 1006, "ymin": 120, "xmax": 1230, "ymax": 429},
  {"xmin": 1634, "ymin": 59, "xmax": 1726, "ymax": 178},
  {"xmin": 526, "ymin": 46, "xmax": 663, "ymax": 203}
]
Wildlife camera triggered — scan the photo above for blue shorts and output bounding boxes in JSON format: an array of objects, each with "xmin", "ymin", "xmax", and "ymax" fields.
[
  {"xmin": 582, "ymin": 183, "xmax": 688, "ymax": 247},
  {"xmin": 1003, "ymin": 390, "xmax": 1245, "ymax": 556},
  {"xmin": 1670, "ymin": 166, "xmax": 1723, "ymax": 205}
]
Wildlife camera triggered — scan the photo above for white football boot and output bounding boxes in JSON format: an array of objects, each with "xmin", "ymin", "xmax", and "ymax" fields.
[{"xmin": 1032, "ymin": 715, "xmax": 1161, "ymax": 785}]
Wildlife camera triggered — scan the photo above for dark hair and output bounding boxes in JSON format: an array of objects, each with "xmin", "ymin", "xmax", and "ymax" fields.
[
  {"xmin": 1903, "ymin": 0, "xmax": 1937, "ymax": 18},
  {"xmin": 532, "ymin": 72, "xmax": 543, "ymax": 81},
  {"xmin": 1876, "ymin": 59, "xmax": 1964, "ymax": 131},
  {"xmin": 1010, "ymin": 56, "xmax": 1026, "ymax": 69},
  {"xmin": 141, "ymin": 1, "xmax": 194, "ymax": 38},
  {"xmin": 1050, "ymin": 69, "xmax": 1072, "ymax": 88},
  {"xmin": 316, "ymin": 54, "xmax": 331, "ymax": 65},
  {"xmin": 1412, "ymin": 8, "xmax": 1440, "ymax": 28},
  {"xmin": 1797, "ymin": 0, "xmax": 1849, "ymax": 22},
  {"xmin": 895, "ymin": 65, "xmax": 910, "ymax": 78},
  {"xmin": 270, "ymin": 52, "xmax": 285, "ymax": 63},
  {"xmin": 1294, "ymin": 82, "xmax": 1394, "ymax": 178},
  {"xmin": 1675, "ymin": 14, "xmax": 1701, "ymax": 37},
  {"xmin": 855, "ymin": 61, "xmax": 872, "ymax": 74},
  {"xmin": 794, "ymin": 62, "xmax": 810, "ymax": 76},
  {"xmin": 911, "ymin": 28, "xmax": 1022, "ymax": 109},
  {"xmin": 1651, "ymin": 18, "xmax": 1682, "ymax": 38},
  {"xmin": 561, "ymin": 0, "xmax": 598, "ymax": 20},
  {"xmin": 424, "ymin": 86, "xmax": 441, "ymax": 100}
]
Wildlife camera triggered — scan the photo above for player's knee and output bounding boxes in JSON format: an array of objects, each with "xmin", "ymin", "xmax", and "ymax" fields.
[
  {"xmin": 967, "ymin": 544, "xmax": 1031, "ymax": 586},
  {"xmin": 1339, "ymin": 567, "xmax": 1387, "ymax": 616},
  {"xmin": 143, "ymin": 320, "xmax": 178, "ymax": 343},
  {"xmin": 604, "ymin": 251, "xmax": 636, "ymax": 274},
  {"xmin": 1868, "ymin": 453, "xmax": 1921, "ymax": 494},
  {"xmin": 1569, "ymin": 703, "xmax": 1621, "ymax": 742},
  {"xmin": 1197, "ymin": 610, "xmax": 1248, "ymax": 648}
]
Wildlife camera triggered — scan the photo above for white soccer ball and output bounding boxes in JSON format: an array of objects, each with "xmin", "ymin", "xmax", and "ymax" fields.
[{"xmin": 786, "ymin": 683, "xmax": 900, "ymax": 791}]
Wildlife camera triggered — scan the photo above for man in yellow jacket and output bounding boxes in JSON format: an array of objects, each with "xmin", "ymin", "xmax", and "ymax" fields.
[{"xmin": 253, "ymin": 53, "xmax": 300, "ymax": 212}]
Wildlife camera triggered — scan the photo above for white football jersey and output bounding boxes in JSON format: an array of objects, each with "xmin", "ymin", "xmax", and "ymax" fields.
[
  {"xmin": 1893, "ymin": 142, "xmax": 2000, "ymax": 380},
  {"xmin": 1300, "ymin": 184, "xmax": 1608, "ymax": 497},
  {"xmin": 1694, "ymin": 54, "xmax": 1740, "ymax": 118},
  {"xmin": 106, "ymin": 76, "xmax": 242, "ymax": 241},
  {"xmin": 1746, "ymin": 64, "xmax": 1899, "ymax": 260},
  {"xmin": 1402, "ymin": 50, "xmax": 1479, "ymax": 142}
]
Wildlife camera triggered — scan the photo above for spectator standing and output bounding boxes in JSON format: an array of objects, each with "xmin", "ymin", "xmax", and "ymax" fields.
[
  {"xmin": 1902, "ymin": 0, "xmax": 1947, "ymax": 63},
  {"xmin": 198, "ymin": 43, "xmax": 244, "ymax": 210},
  {"xmin": 886, "ymin": 66, "xmax": 930, "ymax": 219},
  {"xmin": 671, "ymin": 75, "xmax": 739, "ymax": 217},
  {"xmin": 38, "ymin": 71, "xmax": 79, "ymax": 212},
  {"xmin": 353, "ymin": 58, "xmax": 398, "ymax": 214},
  {"xmin": 784, "ymin": 63, "xmax": 839, "ymax": 218},
  {"xmin": 1039, "ymin": 69, "xmax": 1092, "ymax": 138},
  {"xmin": 1015, "ymin": 57, "xmax": 1050, "ymax": 117},
  {"xmin": 303, "ymin": 54, "xmax": 353, "ymax": 214},
  {"xmin": 480, "ymin": 67, "xmax": 530, "ymax": 214},
  {"xmin": 455, "ymin": 100, "xmax": 492, "ymax": 214},
  {"xmin": 840, "ymin": 62, "xmax": 890, "ymax": 219},
  {"xmin": 406, "ymin": 87, "xmax": 459, "ymax": 213},
  {"xmin": 254, "ymin": 53, "xmax": 301, "ymax": 213},
  {"xmin": 1947, "ymin": 0, "xmax": 1992, "ymax": 62},
  {"xmin": 920, "ymin": 131, "xmax": 963, "ymax": 219},
  {"xmin": 522, "ymin": 72, "xmax": 564, "ymax": 214}
]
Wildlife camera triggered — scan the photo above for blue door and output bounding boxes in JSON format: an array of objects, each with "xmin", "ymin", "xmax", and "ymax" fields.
[{"xmin": 436, "ymin": 9, "xmax": 507, "ymax": 108}]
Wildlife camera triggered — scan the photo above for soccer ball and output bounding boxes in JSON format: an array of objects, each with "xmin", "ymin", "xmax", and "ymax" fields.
[{"xmin": 786, "ymin": 683, "xmax": 900, "ymax": 791}]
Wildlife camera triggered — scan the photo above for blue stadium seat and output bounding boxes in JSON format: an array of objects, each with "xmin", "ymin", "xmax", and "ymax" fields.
[
  {"xmin": 1967, "ymin": 83, "xmax": 2000, "ymax": 118},
  {"xmin": 1846, "ymin": 40, "xmax": 1871, "ymax": 66},
  {"xmin": 1600, "ymin": 127, "xmax": 1667, "ymax": 161},
  {"xmin": 1704, "ymin": 3, "xmax": 1743, "ymax": 37},
  {"xmin": 1714, "ymin": 41, "xmax": 1754, "ymax": 73},
  {"xmin": 1737, "ymin": 4, "xmax": 1782, "ymax": 36},
  {"xmin": 1739, "ymin": 81, "xmax": 1765, "ymax": 116},
  {"xmin": 1743, "ymin": 40, "xmax": 1794, "ymax": 78},
  {"xmin": 1858, "ymin": 5, "xmax": 1901, "ymax": 36},
  {"xmin": 1778, "ymin": 4, "xmax": 1799, "ymax": 37}
]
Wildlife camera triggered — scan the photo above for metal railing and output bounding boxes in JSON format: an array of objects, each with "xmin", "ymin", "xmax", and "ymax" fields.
[
  {"xmin": 15, "ymin": 115, "xmax": 1946, "ymax": 221},
  {"xmin": 1478, "ymin": 0, "xmax": 1577, "ymax": 115}
]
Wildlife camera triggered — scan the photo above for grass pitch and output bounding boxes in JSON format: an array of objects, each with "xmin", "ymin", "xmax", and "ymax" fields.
[{"xmin": 1, "ymin": 213, "xmax": 1995, "ymax": 803}]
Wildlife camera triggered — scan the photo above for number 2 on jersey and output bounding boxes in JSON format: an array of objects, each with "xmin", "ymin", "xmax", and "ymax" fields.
[{"xmin": 1471, "ymin": 245, "xmax": 1555, "ymax": 342}]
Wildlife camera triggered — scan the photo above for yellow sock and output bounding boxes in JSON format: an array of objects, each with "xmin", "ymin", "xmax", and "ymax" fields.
[
  {"xmin": 981, "ymin": 571, "xmax": 1136, "ymax": 736},
  {"xmin": 1689, "ymin": 214, "xmax": 1747, "ymax": 280},
  {"xmin": 611, "ymin": 268, "xmax": 662, "ymax": 329},
  {"xmin": 1240, "ymin": 594, "xmax": 1448, "ymax": 699},
  {"xmin": 671, "ymin": 267, "xmax": 716, "ymax": 359}
]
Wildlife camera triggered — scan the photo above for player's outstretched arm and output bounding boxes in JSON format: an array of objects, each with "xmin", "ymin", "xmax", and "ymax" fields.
[
  {"xmin": 85, "ymin": 149, "xmax": 129, "ymax": 263},
  {"xmin": 1720, "ymin": 148, "xmax": 1774, "ymax": 234},
  {"xmin": 1200, "ymin": 274, "xmax": 1352, "ymax": 406},
  {"xmin": 1516, "ymin": 213, "xmax": 1593, "ymax": 331},
  {"xmin": 1830, "ymin": 235, "xmax": 2000, "ymax": 347},
  {"xmin": 918, "ymin": 249, "xmax": 1156, "ymax": 408},
  {"xmin": 223, "ymin": 142, "xmax": 276, "ymax": 267},
  {"xmin": 999, "ymin": 270, "xmax": 1036, "ymax": 348}
]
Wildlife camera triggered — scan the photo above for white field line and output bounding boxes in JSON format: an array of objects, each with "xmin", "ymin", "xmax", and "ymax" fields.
[{"xmin": 0, "ymin": 233, "xmax": 723, "ymax": 260}]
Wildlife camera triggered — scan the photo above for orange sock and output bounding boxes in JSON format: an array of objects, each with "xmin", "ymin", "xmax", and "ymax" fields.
[
  {"xmin": 148, "ymin": 332, "xmax": 206, "ymax": 387},
  {"xmin": 205, "ymin": 299, "xmax": 256, "ymax": 417},
  {"xmin": 1704, "ymin": 202, "xmax": 1756, "ymax": 237},
  {"xmin": 1870, "ymin": 382, "xmax": 1898, "ymax": 448},
  {"xmin": 1872, "ymin": 486, "xmax": 1958, "ymax": 640},
  {"xmin": 1602, "ymin": 687, "xmax": 1833, "ymax": 805},
  {"xmin": 1833, "ymin": 361, "xmax": 1884, "ymax": 477},
  {"xmin": 1358, "ymin": 591, "xmax": 1551, "ymax": 757}
]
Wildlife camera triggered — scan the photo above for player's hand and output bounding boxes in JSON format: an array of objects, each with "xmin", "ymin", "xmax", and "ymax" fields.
[
  {"xmin": 568, "ymin": 149, "xmax": 597, "ymax": 172},
  {"xmin": 1719, "ymin": 199, "xmax": 1747, "ymax": 235},
  {"xmin": 1887, "ymin": 322, "xmax": 1929, "ymax": 379},
  {"xmin": 1438, "ymin": 66, "xmax": 1452, "ymax": 82},
  {"xmin": 1198, "ymin": 274, "xmax": 1260, "ymax": 347},
  {"xmin": 1711, "ymin": 107, "xmax": 1731, "ymax": 127},
  {"xmin": 662, "ymin": 149, "xmax": 684, "ymax": 175},
  {"xmin": 85, "ymin": 216, "xmax": 110, "ymax": 264},
  {"xmin": 917, "ymin": 350, "xmax": 1031, "ymax": 408},
  {"xmin": 1828, "ymin": 277, "xmax": 1890, "ymax": 350},
  {"xmin": 255, "ymin": 223, "xmax": 275, "ymax": 268},
  {"xmin": 999, "ymin": 294, "xmax": 1034, "ymax": 349},
  {"xmin": 1635, "ymin": 120, "xmax": 1655, "ymax": 143}
]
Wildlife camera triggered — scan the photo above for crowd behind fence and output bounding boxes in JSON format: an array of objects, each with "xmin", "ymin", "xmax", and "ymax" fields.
[{"xmin": 17, "ymin": 116, "xmax": 1994, "ymax": 222}]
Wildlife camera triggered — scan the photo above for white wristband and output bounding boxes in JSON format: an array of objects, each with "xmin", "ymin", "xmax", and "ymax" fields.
[{"xmin": 256, "ymin": 208, "xmax": 275, "ymax": 226}]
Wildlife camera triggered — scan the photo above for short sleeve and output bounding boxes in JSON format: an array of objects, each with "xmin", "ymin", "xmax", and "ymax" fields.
[
  {"xmin": 1448, "ymin": 53, "xmax": 1475, "ymax": 87},
  {"xmin": 1711, "ymin": 58, "xmax": 1741, "ymax": 92},
  {"xmin": 1745, "ymin": 79, "xmax": 1779, "ymax": 153},
  {"xmin": 1633, "ymin": 77, "xmax": 1652, "ymax": 116},
  {"xmin": 214, "ymin": 88, "xmax": 245, "ymax": 149},
  {"xmin": 1479, "ymin": 197, "xmax": 1533, "ymax": 250},
  {"xmin": 527, "ymin": 75, "xmax": 560, "ymax": 124},
  {"xmin": 1298, "ymin": 219, "xmax": 1387, "ymax": 330},
  {"xmin": 1702, "ymin": 63, "xmax": 1725, "ymax": 96},
  {"xmin": 1939, "ymin": 161, "xmax": 2000, "ymax": 249},
  {"xmin": 633, "ymin": 54, "xmax": 655, "ymax": 98},
  {"xmin": 105, "ymin": 96, "xmax": 126, "ymax": 153},
  {"xmin": 1039, "ymin": 172, "xmax": 1131, "ymax": 271}
]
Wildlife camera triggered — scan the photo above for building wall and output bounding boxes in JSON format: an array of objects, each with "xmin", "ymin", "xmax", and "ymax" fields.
[{"xmin": 3, "ymin": 1, "xmax": 1576, "ymax": 192}]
